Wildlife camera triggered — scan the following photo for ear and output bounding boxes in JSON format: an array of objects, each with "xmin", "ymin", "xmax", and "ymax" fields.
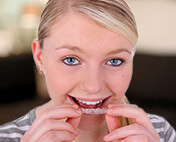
[{"xmin": 32, "ymin": 40, "xmax": 43, "ymax": 72}]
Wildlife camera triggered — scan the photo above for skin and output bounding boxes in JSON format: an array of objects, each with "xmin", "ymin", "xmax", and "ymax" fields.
[{"xmin": 21, "ymin": 13, "xmax": 160, "ymax": 142}]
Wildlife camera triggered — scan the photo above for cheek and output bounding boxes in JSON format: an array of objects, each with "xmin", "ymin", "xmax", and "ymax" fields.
[
  {"xmin": 107, "ymin": 66, "xmax": 132, "ymax": 102},
  {"xmin": 43, "ymin": 63, "xmax": 79, "ymax": 105}
]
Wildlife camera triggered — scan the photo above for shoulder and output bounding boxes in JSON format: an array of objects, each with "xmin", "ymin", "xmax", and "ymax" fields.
[
  {"xmin": 0, "ymin": 108, "xmax": 36, "ymax": 142},
  {"xmin": 147, "ymin": 113, "xmax": 176, "ymax": 142}
]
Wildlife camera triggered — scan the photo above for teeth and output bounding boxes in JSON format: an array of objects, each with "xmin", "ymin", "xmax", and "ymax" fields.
[
  {"xmin": 78, "ymin": 100, "xmax": 103, "ymax": 105},
  {"xmin": 81, "ymin": 108, "xmax": 107, "ymax": 115}
]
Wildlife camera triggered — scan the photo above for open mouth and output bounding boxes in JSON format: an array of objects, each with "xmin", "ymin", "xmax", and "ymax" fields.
[{"xmin": 68, "ymin": 95, "xmax": 111, "ymax": 115}]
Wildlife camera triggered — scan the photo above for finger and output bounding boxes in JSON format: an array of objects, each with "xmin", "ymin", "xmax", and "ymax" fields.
[
  {"xmin": 39, "ymin": 104, "xmax": 81, "ymax": 119},
  {"xmin": 108, "ymin": 103, "xmax": 137, "ymax": 124},
  {"xmin": 108, "ymin": 103, "xmax": 138, "ymax": 109},
  {"xmin": 66, "ymin": 116, "xmax": 82, "ymax": 129},
  {"xmin": 25, "ymin": 120, "xmax": 79, "ymax": 141},
  {"xmin": 105, "ymin": 114, "xmax": 121, "ymax": 132},
  {"xmin": 38, "ymin": 130, "xmax": 76, "ymax": 142},
  {"xmin": 120, "ymin": 135, "xmax": 151, "ymax": 142},
  {"xmin": 31, "ymin": 106, "xmax": 82, "ymax": 131},
  {"xmin": 24, "ymin": 105, "xmax": 81, "ymax": 141},
  {"xmin": 106, "ymin": 104, "xmax": 157, "ymax": 135},
  {"xmin": 104, "ymin": 124, "xmax": 152, "ymax": 141}
]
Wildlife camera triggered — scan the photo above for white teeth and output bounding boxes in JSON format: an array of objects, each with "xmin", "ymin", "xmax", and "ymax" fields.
[
  {"xmin": 78, "ymin": 100, "xmax": 103, "ymax": 105},
  {"xmin": 81, "ymin": 108, "xmax": 106, "ymax": 115}
]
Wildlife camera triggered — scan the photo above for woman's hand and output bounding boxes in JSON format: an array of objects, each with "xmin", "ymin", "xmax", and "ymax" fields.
[
  {"xmin": 104, "ymin": 104, "xmax": 160, "ymax": 142},
  {"xmin": 21, "ymin": 104, "xmax": 82, "ymax": 142}
]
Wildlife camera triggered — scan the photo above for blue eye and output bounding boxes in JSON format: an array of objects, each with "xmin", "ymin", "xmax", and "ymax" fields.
[
  {"xmin": 107, "ymin": 59, "xmax": 123, "ymax": 66},
  {"xmin": 62, "ymin": 57, "xmax": 80, "ymax": 66}
]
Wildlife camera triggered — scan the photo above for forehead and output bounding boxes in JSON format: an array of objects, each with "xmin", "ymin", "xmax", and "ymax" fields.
[{"xmin": 43, "ymin": 13, "xmax": 133, "ymax": 52}]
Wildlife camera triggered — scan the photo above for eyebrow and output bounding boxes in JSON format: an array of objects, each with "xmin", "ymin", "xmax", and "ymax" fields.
[
  {"xmin": 55, "ymin": 44, "xmax": 131, "ymax": 55},
  {"xmin": 55, "ymin": 45, "xmax": 84, "ymax": 53},
  {"xmin": 107, "ymin": 48, "xmax": 131, "ymax": 55}
]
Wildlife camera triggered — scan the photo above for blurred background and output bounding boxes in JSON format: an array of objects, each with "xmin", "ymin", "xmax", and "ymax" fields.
[{"xmin": 0, "ymin": 0, "xmax": 175, "ymax": 128}]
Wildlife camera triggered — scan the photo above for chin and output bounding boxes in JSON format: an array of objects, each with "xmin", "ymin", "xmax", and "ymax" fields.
[{"xmin": 78, "ymin": 114, "xmax": 106, "ymax": 130}]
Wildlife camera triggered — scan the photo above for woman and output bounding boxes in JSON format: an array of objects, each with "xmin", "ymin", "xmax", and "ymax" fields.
[{"xmin": 0, "ymin": 0, "xmax": 175, "ymax": 141}]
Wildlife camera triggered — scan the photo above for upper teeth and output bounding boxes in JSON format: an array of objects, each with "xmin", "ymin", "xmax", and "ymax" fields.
[{"xmin": 78, "ymin": 100, "xmax": 103, "ymax": 105}]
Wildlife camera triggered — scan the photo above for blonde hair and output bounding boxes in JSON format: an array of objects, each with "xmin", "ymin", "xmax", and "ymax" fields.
[{"xmin": 38, "ymin": 0, "xmax": 138, "ymax": 48}]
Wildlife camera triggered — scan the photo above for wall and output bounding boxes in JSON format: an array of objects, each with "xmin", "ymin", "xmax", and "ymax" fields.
[{"xmin": 126, "ymin": 0, "xmax": 176, "ymax": 56}]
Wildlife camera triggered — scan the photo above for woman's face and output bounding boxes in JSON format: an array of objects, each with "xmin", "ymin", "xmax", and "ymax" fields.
[{"xmin": 34, "ymin": 13, "xmax": 134, "ymax": 112}]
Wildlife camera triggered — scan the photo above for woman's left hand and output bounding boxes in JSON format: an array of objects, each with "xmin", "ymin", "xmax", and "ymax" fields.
[{"xmin": 104, "ymin": 103, "xmax": 160, "ymax": 142}]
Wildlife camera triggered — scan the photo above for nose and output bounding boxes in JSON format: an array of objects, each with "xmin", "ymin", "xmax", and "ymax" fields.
[{"xmin": 79, "ymin": 67, "xmax": 105, "ymax": 94}]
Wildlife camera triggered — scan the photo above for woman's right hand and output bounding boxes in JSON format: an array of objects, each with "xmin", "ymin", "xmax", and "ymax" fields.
[{"xmin": 20, "ymin": 104, "xmax": 82, "ymax": 142}]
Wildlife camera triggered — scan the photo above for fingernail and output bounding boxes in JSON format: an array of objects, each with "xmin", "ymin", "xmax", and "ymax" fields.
[
  {"xmin": 107, "ymin": 109, "xmax": 113, "ymax": 114},
  {"xmin": 72, "ymin": 105, "xmax": 79, "ymax": 108},
  {"xmin": 108, "ymin": 103, "xmax": 118, "ymax": 108},
  {"xmin": 74, "ymin": 130, "xmax": 79, "ymax": 135},
  {"xmin": 108, "ymin": 105, "xmax": 113, "ymax": 108},
  {"xmin": 71, "ymin": 134, "xmax": 76, "ymax": 138},
  {"xmin": 76, "ymin": 109, "xmax": 82, "ymax": 114},
  {"xmin": 104, "ymin": 134, "xmax": 111, "ymax": 140}
]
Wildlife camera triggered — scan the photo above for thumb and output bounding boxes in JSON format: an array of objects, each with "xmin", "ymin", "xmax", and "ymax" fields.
[
  {"xmin": 105, "ymin": 114, "xmax": 121, "ymax": 132},
  {"xmin": 66, "ymin": 116, "xmax": 81, "ymax": 129}
]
